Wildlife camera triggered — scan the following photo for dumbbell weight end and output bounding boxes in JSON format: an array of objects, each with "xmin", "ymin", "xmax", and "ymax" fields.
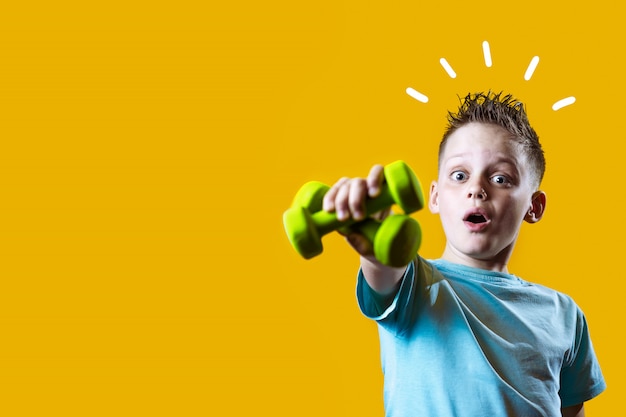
[
  {"xmin": 344, "ymin": 215, "xmax": 421, "ymax": 267},
  {"xmin": 283, "ymin": 205, "xmax": 323, "ymax": 259},
  {"xmin": 374, "ymin": 215, "xmax": 421, "ymax": 267}
]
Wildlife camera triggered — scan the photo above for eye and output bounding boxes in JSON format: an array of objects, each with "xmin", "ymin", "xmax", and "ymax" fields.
[
  {"xmin": 451, "ymin": 171, "xmax": 468, "ymax": 181},
  {"xmin": 491, "ymin": 175, "xmax": 510, "ymax": 185}
]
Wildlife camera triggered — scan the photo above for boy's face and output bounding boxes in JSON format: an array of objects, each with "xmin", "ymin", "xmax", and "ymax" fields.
[{"xmin": 429, "ymin": 122, "xmax": 546, "ymax": 270}]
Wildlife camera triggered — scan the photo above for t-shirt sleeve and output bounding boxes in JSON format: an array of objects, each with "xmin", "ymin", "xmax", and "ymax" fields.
[
  {"xmin": 558, "ymin": 306, "xmax": 606, "ymax": 407},
  {"xmin": 356, "ymin": 259, "xmax": 414, "ymax": 321},
  {"xmin": 356, "ymin": 257, "xmax": 436, "ymax": 336}
]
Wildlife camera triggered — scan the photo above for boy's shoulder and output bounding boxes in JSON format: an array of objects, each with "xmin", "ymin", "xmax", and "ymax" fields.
[{"xmin": 423, "ymin": 257, "xmax": 576, "ymax": 305}]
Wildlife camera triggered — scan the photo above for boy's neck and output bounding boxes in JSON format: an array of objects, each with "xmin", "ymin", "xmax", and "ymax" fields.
[{"xmin": 440, "ymin": 245, "xmax": 510, "ymax": 273}]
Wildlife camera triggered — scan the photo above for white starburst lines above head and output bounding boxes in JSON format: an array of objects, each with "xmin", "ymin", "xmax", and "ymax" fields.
[
  {"xmin": 524, "ymin": 56, "xmax": 540, "ymax": 81},
  {"xmin": 406, "ymin": 40, "xmax": 576, "ymax": 111},
  {"xmin": 482, "ymin": 41, "xmax": 492, "ymax": 68},
  {"xmin": 405, "ymin": 87, "xmax": 428, "ymax": 103},
  {"xmin": 552, "ymin": 96, "xmax": 576, "ymax": 111},
  {"xmin": 439, "ymin": 58, "xmax": 456, "ymax": 79}
]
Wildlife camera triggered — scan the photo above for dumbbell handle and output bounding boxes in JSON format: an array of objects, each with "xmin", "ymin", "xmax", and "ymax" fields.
[
  {"xmin": 342, "ymin": 218, "xmax": 380, "ymax": 243},
  {"xmin": 311, "ymin": 182, "xmax": 406, "ymax": 237}
]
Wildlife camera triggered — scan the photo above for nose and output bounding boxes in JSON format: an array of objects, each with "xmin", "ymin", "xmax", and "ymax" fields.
[{"xmin": 467, "ymin": 183, "xmax": 487, "ymax": 200}]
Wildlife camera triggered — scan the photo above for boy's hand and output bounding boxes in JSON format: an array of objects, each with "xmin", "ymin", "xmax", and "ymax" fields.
[
  {"xmin": 322, "ymin": 164, "xmax": 385, "ymax": 221},
  {"xmin": 322, "ymin": 164, "xmax": 390, "ymax": 259}
]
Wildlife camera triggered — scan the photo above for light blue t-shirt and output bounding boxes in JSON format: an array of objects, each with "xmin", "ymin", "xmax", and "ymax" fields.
[{"xmin": 356, "ymin": 257, "xmax": 606, "ymax": 417}]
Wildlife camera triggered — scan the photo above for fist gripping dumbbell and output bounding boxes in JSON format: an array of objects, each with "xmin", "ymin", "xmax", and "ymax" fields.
[
  {"xmin": 282, "ymin": 160, "xmax": 424, "ymax": 267},
  {"xmin": 286, "ymin": 180, "xmax": 422, "ymax": 266}
]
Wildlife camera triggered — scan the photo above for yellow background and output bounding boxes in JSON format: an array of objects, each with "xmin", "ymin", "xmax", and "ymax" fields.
[{"xmin": 0, "ymin": 1, "xmax": 621, "ymax": 415}]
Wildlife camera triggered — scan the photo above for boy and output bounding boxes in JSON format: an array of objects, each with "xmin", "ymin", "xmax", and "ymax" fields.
[{"xmin": 322, "ymin": 92, "xmax": 605, "ymax": 417}]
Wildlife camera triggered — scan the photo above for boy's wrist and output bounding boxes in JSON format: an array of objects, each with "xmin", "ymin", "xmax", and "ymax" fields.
[{"xmin": 360, "ymin": 255, "xmax": 407, "ymax": 295}]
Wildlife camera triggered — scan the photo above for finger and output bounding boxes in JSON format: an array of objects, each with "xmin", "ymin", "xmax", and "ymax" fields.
[
  {"xmin": 371, "ymin": 206, "xmax": 392, "ymax": 221},
  {"xmin": 345, "ymin": 232, "xmax": 374, "ymax": 257},
  {"xmin": 367, "ymin": 164, "xmax": 385, "ymax": 198},
  {"xmin": 323, "ymin": 177, "xmax": 349, "ymax": 212},
  {"xmin": 348, "ymin": 178, "xmax": 368, "ymax": 221},
  {"xmin": 334, "ymin": 181, "xmax": 351, "ymax": 221}
]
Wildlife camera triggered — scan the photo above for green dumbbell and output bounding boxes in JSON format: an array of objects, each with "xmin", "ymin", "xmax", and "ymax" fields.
[
  {"xmin": 283, "ymin": 160, "xmax": 424, "ymax": 267},
  {"xmin": 287, "ymin": 180, "xmax": 422, "ymax": 266}
]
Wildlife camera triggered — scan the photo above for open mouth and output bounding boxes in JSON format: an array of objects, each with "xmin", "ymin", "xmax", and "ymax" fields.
[
  {"xmin": 466, "ymin": 213, "xmax": 487, "ymax": 224},
  {"xmin": 463, "ymin": 209, "xmax": 491, "ymax": 230}
]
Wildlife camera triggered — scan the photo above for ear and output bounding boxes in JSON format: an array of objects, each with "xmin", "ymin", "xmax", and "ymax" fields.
[
  {"xmin": 428, "ymin": 181, "xmax": 440, "ymax": 214},
  {"xmin": 524, "ymin": 191, "xmax": 547, "ymax": 224}
]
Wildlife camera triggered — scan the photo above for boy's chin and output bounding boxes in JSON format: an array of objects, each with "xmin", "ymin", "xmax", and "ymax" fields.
[{"xmin": 452, "ymin": 242, "xmax": 510, "ymax": 262}]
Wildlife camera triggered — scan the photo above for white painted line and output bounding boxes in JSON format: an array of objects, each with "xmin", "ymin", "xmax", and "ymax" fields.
[
  {"xmin": 406, "ymin": 87, "xmax": 429, "ymax": 103},
  {"xmin": 482, "ymin": 41, "xmax": 492, "ymax": 67},
  {"xmin": 440, "ymin": 58, "xmax": 457, "ymax": 78},
  {"xmin": 552, "ymin": 96, "xmax": 576, "ymax": 111},
  {"xmin": 524, "ymin": 56, "xmax": 540, "ymax": 80}
]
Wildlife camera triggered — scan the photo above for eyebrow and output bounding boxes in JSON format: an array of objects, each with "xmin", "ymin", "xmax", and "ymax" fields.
[{"xmin": 444, "ymin": 152, "xmax": 520, "ymax": 167}]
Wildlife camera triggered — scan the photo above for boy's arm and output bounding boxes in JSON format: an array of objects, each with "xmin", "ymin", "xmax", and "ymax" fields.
[
  {"xmin": 355, "ymin": 244, "xmax": 406, "ymax": 295},
  {"xmin": 561, "ymin": 403, "xmax": 584, "ymax": 417},
  {"xmin": 323, "ymin": 164, "xmax": 410, "ymax": 294}
]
